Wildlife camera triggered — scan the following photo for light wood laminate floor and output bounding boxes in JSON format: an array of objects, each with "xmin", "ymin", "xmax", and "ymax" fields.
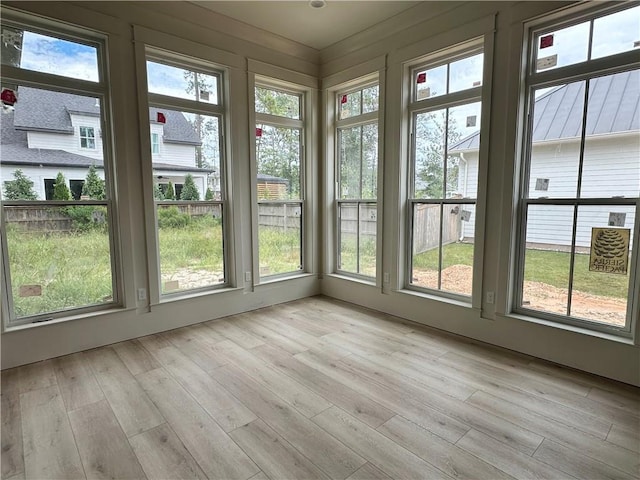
[{"xmin": 2, "ymin": 296, "xmax": 639, "ymax": 480}]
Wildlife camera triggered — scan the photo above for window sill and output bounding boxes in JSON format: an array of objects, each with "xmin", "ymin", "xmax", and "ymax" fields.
[
  {"xmin": 325, "ymin": 273, "xmax": 377, "ymax": 287},
  {"xmin": 155, "ymin": 285, "xmax": 243, "ymax": 307},
  {"xmin": 499, "ymin": 311, "xmax": 635, "ymax": 344},
  {"xmin": 257, "ymin": 272, "xmax": 317, "ymax": 286},
  {"xmin": 398, "ymin": 287, "xmax": 475, "ymax": 309},
  {"xmin": 3, "ymin": 305, "xmax": 137, "ymax": 333}
]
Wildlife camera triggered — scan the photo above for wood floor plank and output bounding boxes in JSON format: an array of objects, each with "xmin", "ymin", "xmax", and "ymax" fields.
[
  {"xmin": 112, "ymin": 339, "xmax": 161, "ymax": 376},
  {"xmin": 218, "ymin": 339, "xmax": 332, "ymax": 418},
  {"xmin": 377, "ymin": 415, "xmax": 514, "ymax": 480},
  {"xmin": 129, "ymin": 423, "xmax": 207, "ymax": 480},
  {"xmin": 137, "ymin": 368, "xmax": 259, "ymax": 480},
  {"xmin": 52, "ymin": 352, "xmax": 104, "ymax": 412},
  {"xmin": 230, "ymin": 419, "xmax": 331, "ymax": 480},
  {"xmin": 207, "ymin": 318, "xmax": 266, "ymax": 349},
  {"xmin": 248, "ymin": 472, "xmax": 269, "ymax": 480},
  {"xmin": 232, "ymin": 314, "xmax": 309, "ymax": 354},
  {"xmin": 20, "ymin": 385, "xmax": 84, "ymax": 480},
  {"xmin": 161, "ymin": 329, "xmax": 229, "ymax": 373},
  {"xmin": 150, "ymin": 343, "xmax": 257, "ymax": 432},
  {"xmin": 467, "ymin": 390, "xmax": 640, "ymax": 476},
  {"xmin": 17, "ymin": 360, "xmax": 56, "ymax": 394},
  {"xmin": 252, "ymin": 343, "xmax": 395, "ymax": 428},
  {"xmin": 313, "ymin": 406, "xmax": 451, "ymax": 480},
  {"xmin": 339, "ymin": 353, "xmax": 543, "ymax": 455},
  {"xmin": 68, "ymin": 399, "xmax": 146, "ymax": 479},
  {"xmin": 84, "ymin": 347, "xmax": 164, "ymax": 437},
  {"xmin": 607, "ymin": 423, "xmax": 640, "ymax": 453},
  {"xmin": 210, "ymin": 363, "xmax": 366, "ymax": 479},
  {"xmin": 338, "ymin": 326, "xmax": 449, "ymax": 358},
  {"xmin": 345, "ymin": 463, "xmax": 392, "ymax": 480},
  {"xmin": 295, "ymin": 350, "xmax": 470, "ymax": 444},
  {"xmin": 588, "ymin": 386, "xmax": 640, "ymax": 415},
  {"xmin": 456, "ymin": 429, "xmax": 576, "ymax": 480},
  {"xmin": 533, "ymin": 438, "xmax": 636, "ymax": 480},
  {"xmin": 1, "ymin": 368, "xmax": 24, "ymax": 480}
]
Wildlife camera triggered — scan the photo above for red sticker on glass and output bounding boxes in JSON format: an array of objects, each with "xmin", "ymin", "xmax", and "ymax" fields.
[
  {"xmin": 472, "ymin": 81, "xmax": 481, "ymax": 87},
  {"xmin": 340, "ymin": 95, "xmax": 348, "ymax": 104},
  {"xmin": 157, "ymin": 112, "xmax": 166, "ymax": 124},
  {"xmin": 540, "ymin": 34, "xmax": 554, "ymax": 49},
  {"xmin": 1, "ymin": 88, "xmax": 17, "ymax": 106},
  {"xmin": 256, "ymin": 127, "xmax": 263, "ymax": 137},
  {"xmin": 417, "ymin": 72, "xmax": 427, "ymax": 84}
]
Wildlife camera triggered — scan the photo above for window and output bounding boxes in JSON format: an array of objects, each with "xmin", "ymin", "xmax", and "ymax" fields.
[
  {"xmin": 515, "ymin": 4, "xmax": 639, "ymax": 332},
  {"xmin": 151, "ymin": 132, "xmax": 160, "ymax": 154},
  {"xmin": 70, "ymin": 179, "xmax": 84, "ymax": 200},
  {"xmin": 0, "ymin": 17, "xmax": 118, "ymax": 326},
  {"xmin": 408, "ymin": 46, "xmax": 484, "ymax": 298},
  {"xmin": 255, "ymin": 84, "xmax": 304, "ymax": 278},
  {"xmin": 336, "ymin": 83, "xmax": 379, "ymax": 277},
  {"xmin": 79, "ymin": 126, "xmax": 96, "ymax": 149},
  {"xmin": 146, "ymin": 53, "xmax": 226, "ymax": 295}
]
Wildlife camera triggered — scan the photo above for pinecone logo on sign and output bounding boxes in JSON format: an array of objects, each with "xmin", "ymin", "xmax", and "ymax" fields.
[{"xmin": 589, "ymin": 228, "xmax": 630, "ymax": 275}]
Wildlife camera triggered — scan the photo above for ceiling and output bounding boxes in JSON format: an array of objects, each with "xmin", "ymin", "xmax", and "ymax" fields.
[{"xmin": 192, "ymin": 1, "xmax": 421, "ymax": 50}]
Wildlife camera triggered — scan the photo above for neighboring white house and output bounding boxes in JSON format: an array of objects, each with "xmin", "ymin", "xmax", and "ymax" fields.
[
  {"xmin": 451, "ymin": 70, "xmax": 639, "ymax": 249},
  {"xmin": 1, "ymin": 87, "xmax": 215, "ymax": 200}
]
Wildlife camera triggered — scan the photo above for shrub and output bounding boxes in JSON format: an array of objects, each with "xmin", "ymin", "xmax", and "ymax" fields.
[
  {"xmin": 3, "ymin": 169, "xmax": 37, "ymax": 200},
  {"xmin": 64, "ymin": 205, "xmax": 108, "ymax": 232},
  {"xmin": 53, "ymin": 172, "xmax": 71, "ymax": 200},
  {"xmin": 205, "ymin": 187, "xmax": 214, "ymax": 200},
  {"xmin": 157, "ymin": 206, "xmax": 190, "ymax": 228},
  {"xmin": 82, "ymin": 165, "xmax": 105, "ymax": 200},
  {"xmin": 180, "ymin": 174, "xmax": 200, "ymax": 201},
  {"xmin": 164, "ymin": 181, "xmax": 175, "ymax": 200},
  {"xmin": 153, "ymin": 183, "xmax": 164, "ymax": 200}
]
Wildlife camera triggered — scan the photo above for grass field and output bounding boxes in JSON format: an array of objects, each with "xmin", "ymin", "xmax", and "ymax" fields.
[{"xmin": 7, "ymin": 226, "xmax": 629, "ymax": 318}]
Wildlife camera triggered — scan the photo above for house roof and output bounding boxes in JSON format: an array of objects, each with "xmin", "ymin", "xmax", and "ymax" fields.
[
  {"xmin": 12, "ymin": 87, "xmax": 201, "ymax": 146},
  {"xmin": 451, "ymin": 69, "xmax": 639, "ymax": 151}
]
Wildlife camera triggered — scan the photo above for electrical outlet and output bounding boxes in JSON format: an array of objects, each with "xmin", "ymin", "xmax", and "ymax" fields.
[
  {"xmin": 137, "ymin": 288, "xmax": 146, "ymax": 301},
  {"xmin": 245, "ymin": 271, "xmax": 252, "ymax": 282},
  {"xmin": 383, "ymin": 272, "xmax": 390, "ymax": 283},
  {"xmin": 486, "ymin": 291, "xmax": 495, "ymax": 304}
]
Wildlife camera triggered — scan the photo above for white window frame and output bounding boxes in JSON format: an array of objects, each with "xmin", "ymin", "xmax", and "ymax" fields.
[
  {"xmin": 513, "ymin": 2, "xmax": 640, "ymax": 336},
  {"xmin": 0, "ymin": 12, "xmax": 121, "ymax": 327},
  {"xmin": 151, "ymin": 132, "xmax": 160, "ymax": 154},
  {"xmin": 335, "ymin": 80, "xmax": 380, "ymax": 280},
  {"xmin": 405, "ymin": 39, "xmax": 487, "ymax": 303},
  {"xmin": 79, "ymin": 126, "xmax": 96, "ymax": 149}
]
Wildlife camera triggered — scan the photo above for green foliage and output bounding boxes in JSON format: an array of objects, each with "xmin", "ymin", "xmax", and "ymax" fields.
[
  {"xmin": 180, "ymin": 174, "xmax": 200, "ymax": 201},
  {"xmin": 3, "ymin": 169, "xmax": 38, "ymax": 200},
  {"xmin": 258, "ymin": 227, "xmax": 302, "ymax": 276},
  {"xmin": 338, "ymin": 123, "xmax": 378, "ymax": 199},
  {"xmin": 153, "ymin": 183, "xmax": 164, "ymax": 200},
  {"xmin": 182, "ymin": 70, "xmax": 220, "ymax": 169},
  {"xmin": 64, "ymin": 206, "xmax": 108, "ymax": 232},
  {"xmin": 205, "ymin": 187, "xmax": 214, "ymax": 200},
  {"xmin": 164, "ymin": 181, "xmax": 175, "ymax": 200},
  {"xmin": 157, "ymin": 206, "xmax": 190, "ymax": 228},
  {"xmin": 81, "ymin": 165, "xmax": 106, "ymax": 200},
  {"xmin": 53, "ymin": 172, "xmax": 71, "ymax": 201}
]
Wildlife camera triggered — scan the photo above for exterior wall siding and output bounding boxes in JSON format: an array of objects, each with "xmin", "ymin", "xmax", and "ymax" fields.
[{"xmin": 1, "ymin": 165, "xmax": 104, "ymax": 200}]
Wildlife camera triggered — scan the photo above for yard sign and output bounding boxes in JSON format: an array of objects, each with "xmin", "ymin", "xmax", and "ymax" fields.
[{"xmin": 589, "ymin": 227, "xmax": 630, "ymax": 275}]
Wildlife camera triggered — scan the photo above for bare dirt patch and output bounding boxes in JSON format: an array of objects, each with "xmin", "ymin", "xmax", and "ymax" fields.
[
  {"xmin": 161, "ymin": 268, "xmax": 223, "ymax": 291},
  {"xmin": 413, "ymin": 265, "xmax": 626, "ymax": 327}
]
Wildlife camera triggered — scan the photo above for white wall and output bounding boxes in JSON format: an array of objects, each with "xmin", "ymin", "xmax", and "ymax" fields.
[
  {"xmin": 0, "ymin": 165, "xmax": 104, "ymax": 200},
  {"xmin": 28, "ymin": 114, "xmax": 104, "ymax": 162},
  {"xmin": 162, "ymin": 143, "xmax": 197, "ymax": 168}
]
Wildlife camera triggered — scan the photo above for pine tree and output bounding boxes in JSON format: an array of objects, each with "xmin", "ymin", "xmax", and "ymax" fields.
[
  {"xmin": 164, "ymin": 181, "xmax": 175, "ymax": 200},
  {"xmin": 82, "ymin": 165, "xmax": 106, "ymax": 200},
  {"xmin": 204, "ymin": 187, "xmax": 214, "ymax": 200},
  {"xmin": 52, "ymin": 172, "xmax": 71, "ymax": 200},
  {"xmin": 153, "ymin": 183, "xmax": 164, "ymax": 200},
  {"xmin": 180, "ymin": 174, "xmax": 200, "ymax": 201},
  {"xmin": 3, "ymin": 169, "xmax": 38, "ymax": 200}
]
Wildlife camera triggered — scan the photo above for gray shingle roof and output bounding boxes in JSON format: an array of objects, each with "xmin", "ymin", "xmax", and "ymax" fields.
[
  {"xmin": 149, "ymin": 107, "xmax": 201, "ymax": 146},
  {"xmin": 451, "ymin": 70, "xmax": 640, "ymax": 151}
]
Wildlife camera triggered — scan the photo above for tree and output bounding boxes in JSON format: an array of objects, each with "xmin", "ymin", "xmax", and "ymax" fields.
[
  {"xmin": 204, "ymin": 187, "xmax": 214, "ymax": 200},
  {"xmin": 3, "ymin": 169, "xmax": 37, "ymax": 200},
  {"xmin": 153, "ymin": 183, "xmax": 164, "ymax": 200},
  {"xmin": 52, "ymin": 172, "xmax": 71, "ymax": 200},
  {"xmin": 82, "ymin": 165, "xmax": 106, "ymax": 200},
  {"xmin": 183, "ymin": 70, "xmax": 220, "ymax": 170},
  {"xmin": 164, "ymin": 181, "xmax": 175, "ymax": 200},
  {"xmin": 180, "ymin": 174, "xmax": 200, "ymax": 201}
]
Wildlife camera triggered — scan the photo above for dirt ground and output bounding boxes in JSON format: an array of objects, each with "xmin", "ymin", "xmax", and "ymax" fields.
[{"xmin": 413, "ymin": 265, "xmax": 626, "ymax": 327}]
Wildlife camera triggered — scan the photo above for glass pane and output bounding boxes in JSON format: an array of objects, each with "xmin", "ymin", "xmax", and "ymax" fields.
[
  {"xmin": 1, "ymin": 25, "xmax": 99, "ymax": 81},
  {"xmin": 362, "ymin": 85, "xmax": 379, "ymax": 114},
  {"xmin": 4, "ymin": 204, "xmax": 113, "ymax": 318},
  {"xmin": 535, "ymin": 21, "xmax": 590, "ymax": 72},
  {"xmin": 449, "ymin": 53, "xmax": 483, "ymax": 93},
  {"xmin": 592, "ymin": 6, "xmax": 640, "ymax": 59},
  {"xmin": 255, "ymin": 87, "xmax": 300, "ymax": 119},
  {"xmin": 361, "ymin": 123, "xmax": 378, "ymax": 199},
  {"xmin": 411, "ymin": 202, "xmax": 442, "ymax": 289},
  {"xmin": 414, "ymin": 108, "xmax": 446, "ymax": 199},
  {"xmin": 258, "ymin": 202, "xmax": 302, "ymax": 277},
  {"xmin": 416, "ymin": 64, "xmax": 447, "ymax": 100},
  {"xmin": 339, "ymin": 90, "xmax": 361, "ymax": 120},
  {"xmin": 572, "ymin": 205, "xmax": 634, "ymax": 327},
  {"xmin": 528, "ymin": 81, "xmax": 585, "ymax": 198},
  {"xmin": 447, "ymin": 102, "xmax": 481, "ymax": 198},
  {"xmin": 256, "ymin": 124, "xmax": 301, "ymax": 200},
  {"xmin": 147, "ymin": 60, "xmax": 218, "ymax": 104},
  {"xmin": 522, "ymin": 205, "xmax": 574, "ymax": 315},
  {"xmin": 157, "ymin": 203, "xmax": 224, "ymax": 293},
  {"xmin": 441, "ymin": 203, "xmax": 475, "ymax": 296},
  {"xmin": 338, "ymin": 126, "xmax": 362, "ymax": 199},
  {"xmin": 1, "ymin": 86, "xmax": 109, "ymax": 200},
  {"xmin": 359, "ymin": 203, "xmax": 377, "ymax": 277},
  {"xmin": 580, "ymin": 71, "xmax": 640, "ymax": 198},
  {"xmin": 339, "ymin": 203, "xmax": 358, "ymax": 273}
]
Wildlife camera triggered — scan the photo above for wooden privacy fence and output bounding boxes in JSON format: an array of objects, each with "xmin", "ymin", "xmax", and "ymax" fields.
[
  {"xmin": 258, "ymin": 203, "xmax": 302, "ymax": 231},
  {"xmin": 412, "ymin": 203, "xmax": 461, "ymax": 254},
  {"xmin": 4, "ymin": 206, "xmax": 73, "ymax": 232},
  {"xmin": 338, "ymin": 203, "xmax": 378, "ymax": 239}
]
